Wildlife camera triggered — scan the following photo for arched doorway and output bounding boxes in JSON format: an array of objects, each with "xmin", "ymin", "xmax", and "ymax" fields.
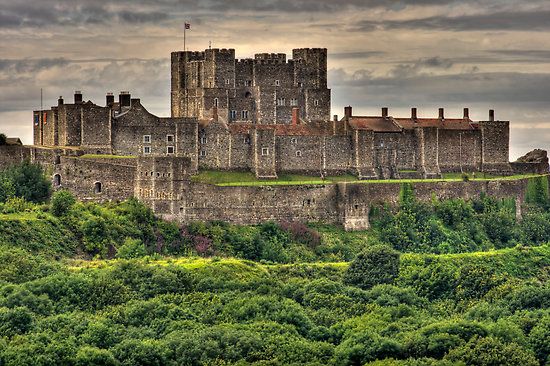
[
  {"xmin": 53, "ymin": 174, "xmax": 61, "ymax": 187},
  {"xmin": 94, "ymin": 182, "xmax": 102, "ymax": 194}
]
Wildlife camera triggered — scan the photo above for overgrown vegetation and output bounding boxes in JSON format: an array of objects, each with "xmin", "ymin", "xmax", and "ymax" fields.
[{"xmin": 0, "ymin": 162, "xmax": 548, "ymax": 365}]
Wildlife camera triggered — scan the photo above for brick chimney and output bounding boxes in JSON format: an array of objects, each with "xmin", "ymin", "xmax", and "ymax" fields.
[
  {"xmin": 292, "ymin": 107, "xmax": 300, "ymax": 125},
  {"xmin": 333, "ymin": 114, "xmax": 338, "ymax": 122},
  {"xmin": 489, "ymin": 109, "xmax": 495, "ymax": 121},
  {"xmin": 411, "ymin": 107, "xmax": 417, "ymax": 120},
  {"xmin": 74, "ymin": 91, "xmax": 82, "ymax": 104},
  {"xmin": 439, "ymin": 108, "xmax": 444, "ymax": 119},
  {"xmin": 344, "ymin": 106, "xmax": 352, "ymax": 119},
  {"xmin": 58, "ymin": 96, "xmax": 64, "ymax": 106},
  {"xmin": 463, "ymin": 108, "xmax": 469, "ymax": 119},
  {"xmin": 106, "ymin": 92, "xmax": 114, "ymax": 107},
  {"xmin": 382, "ymin": 107, "xmax": 388, "ymax": 118}
]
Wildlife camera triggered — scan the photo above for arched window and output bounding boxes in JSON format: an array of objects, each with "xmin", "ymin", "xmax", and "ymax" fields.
[
  {"xmin": 214, "ymin": 98, "xmax": 219, "ymax": 107},
  {"xmin": 53, "ymin": 174, "xmax": 61, "ymax": 187},
  {"xmin": 94, "ymin": 182, "xmax": 102, "ymax": 194}
]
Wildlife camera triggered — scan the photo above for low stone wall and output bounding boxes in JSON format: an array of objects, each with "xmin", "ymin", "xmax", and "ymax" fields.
[
  {"xmin": 0, "ymin": 146, "xmax": 30, "ymax": 168},
  {"xmin": 511, "ymin": 161, "xmax": 549, "ymax": 175}
]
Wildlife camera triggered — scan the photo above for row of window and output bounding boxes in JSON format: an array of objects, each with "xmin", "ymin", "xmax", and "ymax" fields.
[
  {"xmin": 143, "ymin": 135, "xmax": 174, "ymax": 144},
  {"xmin": 276, "ymin": 98, "xmax": 299, "ymax": 107},
  {"xmin": 143, "ymin": 146, "xmax": 175, "ymax": 154},
  {"xmin": 229, "ymin": 110, "xmax": 250, "ymax": 120}
]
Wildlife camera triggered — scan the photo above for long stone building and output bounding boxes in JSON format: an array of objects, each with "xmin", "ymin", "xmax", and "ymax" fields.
[{"xmin": 1, "ymin": 46, "xmax": 547, "ymax": 229}]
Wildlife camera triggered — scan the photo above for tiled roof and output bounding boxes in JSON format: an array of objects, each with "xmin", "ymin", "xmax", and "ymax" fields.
[
  {"xmin": 395, "ymin": 118, "xmax": 479, "ymax": 130},
  {"xmin": 347, "ymin": 116, "xmax": 403, "ymax": 132},
  {"xmin": 5, "ymin": 138, "xmax": 22, "ymax": 146}
]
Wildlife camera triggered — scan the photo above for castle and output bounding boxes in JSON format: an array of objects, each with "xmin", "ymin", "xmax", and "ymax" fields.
[{"xmin": 1, "ymin": 47, "xmax": 547, "ymax": 229}]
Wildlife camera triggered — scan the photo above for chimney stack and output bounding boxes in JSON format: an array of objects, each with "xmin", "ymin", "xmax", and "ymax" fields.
[
  {"xmin": 489, "ymin": 109, "xmax": 495, "ymax": 121},
  {"xmin": 411, "ymin": 107, "xmax": 417, "ymax": 120},
  {"xmin": 439, "ymin": 108, "xmax": 444, "ymax": 119},
  {"xmin": 463, "ymin": 108, "xmax": 469, "ymax": 119},
  {"xmin": 58, "ymin": 96, "xmax": 64, "ymax": 106},
  {"xmin": 119, "ymin": 91, "xmax": 131, "ymax": 108},
  {"xmin": 292, "ymin": 107, "xmax": 300, "ymax": 126},
  {"xmin": 333, "ymin": 114, "xmax": 338, "ymax": 122},
  {"xmin": 106, "ymin": 92, "xmax": 114, "ymax": 107},
  {"xmin": 74, "ymin": 91, "xmax": 82, "ymax": 104},
  {"xmin": 344, "ymin": 106, "xmax": 352, "ymax": 119},
  {"xmin": 382, "ymin": 107, "xmax": 388, "ymax": 118}
]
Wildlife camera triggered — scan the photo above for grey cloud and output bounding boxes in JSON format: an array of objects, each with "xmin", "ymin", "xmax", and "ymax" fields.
[
  {"xmin": 352, "ymin": 10, "xmax": 550, "ymax": 32},
  {"xmin": 389, "ymin": 57, "xmax": 454, "ymax": 78},
  {"xmin": 330, "ymin": 51, "xmax": 385, "ymax": 60},
  {"xmin": 489, "ymin": 50, "xmax": 550, "ymax": 61},
  {"xmin": 0, "ymin": 58, "xmax": 70, "ymax": 73}
]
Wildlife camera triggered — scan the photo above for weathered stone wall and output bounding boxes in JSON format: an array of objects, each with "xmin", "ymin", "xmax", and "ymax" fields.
[
  {"xmin": 253, "ymin": 128, "xmax": 277, "ymax": 178},
  {"xmin": 438, "ymin": 129, "xmax": 482, "ymax": 172},
  {"xmin": 81, "ymin": 104, "xmax": 111, "ymax": 149},
  {"xmin": 0, "ymin": 146, "xmax": 31, "ymax": 168},
  {"xmin": 480, "ymin": 120, "xmax": 511, "ymax": 172},
  {"xmin": 53, "ymin": 156, "xmax": 136, "ymax": 202},
  {"xmin": 276, "ymin": 136, "xmax": 322, "ymax": 174}
]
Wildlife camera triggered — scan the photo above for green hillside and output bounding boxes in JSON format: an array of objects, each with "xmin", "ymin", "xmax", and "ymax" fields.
[{"xmin": 0, "ymin": 162, "xmax": 548, "ymax": 365}]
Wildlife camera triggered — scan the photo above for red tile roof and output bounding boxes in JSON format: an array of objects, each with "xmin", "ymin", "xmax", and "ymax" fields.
[
  {"xmin": 347, "ymin": 116, "xmax": 402, "ymax": 132},
  {"xmin": 395, "ymin": 118, "xmax": 479, "ymax": 130}
]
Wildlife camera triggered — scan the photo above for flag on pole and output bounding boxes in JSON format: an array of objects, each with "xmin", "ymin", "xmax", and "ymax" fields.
[
  {"xmin": 34, "ymin": 114, "xmax": 39, "ymax": 126},
  {"xmin": 185, "ymin": 23, "xmax": 191, "ymax": 29},
  {"xmin": 43, "ymin": 112, "xmax": 47, "ymax": 124}
]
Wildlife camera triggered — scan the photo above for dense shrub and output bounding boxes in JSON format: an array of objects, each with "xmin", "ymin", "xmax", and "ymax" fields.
[
  {"xmin": 0, "ymin": 161, "xmax": 50, "ymax": 203},
  {"xmin": 344, "ymin": 245, "xmax": 400, "ymax": 290},
  {"xmin": 50, "ymin": 190, "xmax": 75, "ymax": 217}
]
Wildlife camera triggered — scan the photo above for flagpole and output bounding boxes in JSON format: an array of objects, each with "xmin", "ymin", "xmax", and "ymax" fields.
[{"xmin": 184, "ymin": 22, "xmax": 186, "ymax": 51}]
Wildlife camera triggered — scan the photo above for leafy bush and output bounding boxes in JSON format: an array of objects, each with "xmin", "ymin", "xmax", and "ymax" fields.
[
  {"xmin": 50, "ymin": 190, "xmax": 75, "ymax": 217},
  {"xmin": 116, "ymin": 238, "xmax": 147, "ymax": 259},
  {"xmin": 344, "ymin": 245, "xmax": 400, "ymax": 290}
]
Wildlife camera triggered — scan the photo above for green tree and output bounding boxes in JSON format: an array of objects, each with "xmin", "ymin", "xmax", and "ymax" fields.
[
  {"xmin": 50, "ymin": 190, "xmax": 76, "ymax": 217},
  {"xmin": 344, "ymin": 245, "xmax": 400, "ymax": 289},
  {"xmin": 2, "ymin": 161, "xmax": 51, "ymax": 203},
  {"xmin": 0, "ymin": 133, "xmax": 6, "ymax": 145},
  {"xmin": 529, "ymin": 315, "xmax": 550, "ymax": 365}
]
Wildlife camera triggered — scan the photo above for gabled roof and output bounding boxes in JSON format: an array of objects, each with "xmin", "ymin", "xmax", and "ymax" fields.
[
  {"xmin": 6, "ymin": 137, "xmax": 22, "ymax": 146},
  {"xmin": 347, "ymin": 116, "xmax": 402, "ymax": 132}
]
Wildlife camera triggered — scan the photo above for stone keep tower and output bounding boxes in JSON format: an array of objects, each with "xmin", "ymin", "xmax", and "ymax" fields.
[{"xmin": 171, "ymin": 48, "xmax": 330, "ymax": 124}]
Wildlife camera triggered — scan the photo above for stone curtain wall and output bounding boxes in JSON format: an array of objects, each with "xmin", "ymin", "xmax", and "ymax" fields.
[{"xmin": 0, "ymin": 146, "xmax": 31, "ymax": 169}]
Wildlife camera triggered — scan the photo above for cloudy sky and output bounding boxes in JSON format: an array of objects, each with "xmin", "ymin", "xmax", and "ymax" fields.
[{"xmin": 1, "ymin": 0, "xmax": 549, "ymax": 159}]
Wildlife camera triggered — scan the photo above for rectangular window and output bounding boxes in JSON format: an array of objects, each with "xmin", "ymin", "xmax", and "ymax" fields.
[
  {"xmin": 200, "ymin": 137, "xmax": 207, "ymax": 144},
  {"xmin": 297, "ymin": 82, "xmax": 303, "ymax": 88},
  {"xmin": 166, "ymin": 134, "xmax": 174, "ymax": 143},
  {"xmin": 245, "ymin": 80, "xmax": 252, "ymax": 87},
  {"xmin": 143, "ymin": 146, "xmax": 151, "ymax": 154},
  {"xmin": 276, "ymin": 98, "xmax": 286, "ymax": 106},
  {"xmin": 225, "ymin": 79, "xmax": 230, "ymax": 85},
  {"xmin": 275, "ymin": 80, "xmax": 280, "ymax": 86},
  {"xmin": 290, "ymin": 98, "xmax": 298, "ymax": 106},
  {"xmin": 244, "ymin": 136, "xmax": 251, "ymax": 144},
  {"xmin": 242, "ymin": 110, "xmax": 249, "ymax": 119},
  {"xmin": 143, "ymin": 135, "xmax": 151, "ymax": 143},
  {"xmin": 261, "ymin": 147, "xmax": 269, "ymax": 156},
  {"xmin": 230, "ymin": 110, "xmax": 237, "ymax": 120},
  {"xmin": 200, "ymin": 150, "xmax": 206, "ymax": 157},
  {"xmin": 313, "ymin": 99, "xmax": 320, "ymax": 106},
  {"xmin": 167, "ymin": 146, "xmax": 175, "ymax": 154}
]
